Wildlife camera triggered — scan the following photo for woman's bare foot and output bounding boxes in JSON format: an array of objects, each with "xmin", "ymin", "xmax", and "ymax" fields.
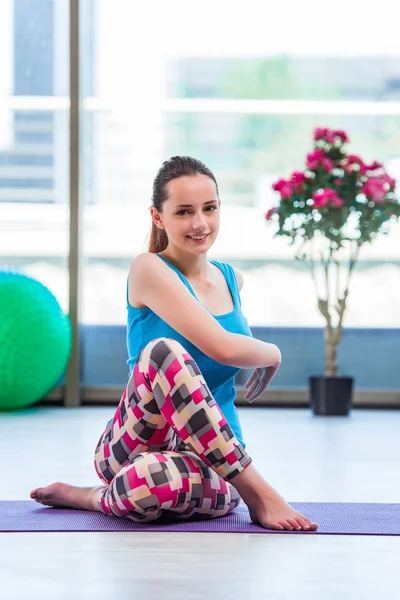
[
  {"xmin": 30, "ymin": 482, "xmax": 105, "ymax": 512},
  {"xmin": 248, "ymin": 496, "xmax": 318, "ymax": 531},
  {"xmin": 231, "ymin": 464, "xmax": 318, "ymax": 531}
]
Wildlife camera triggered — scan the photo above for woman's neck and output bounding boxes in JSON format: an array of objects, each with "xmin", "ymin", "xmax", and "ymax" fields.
[{"xmin": 158, "ymin": 249, "xmax": 212, "ymax": 281}]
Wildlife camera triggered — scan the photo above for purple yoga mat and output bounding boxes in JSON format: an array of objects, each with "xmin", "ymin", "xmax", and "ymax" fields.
[{"xmin": 1, "ymin": 501, "xmax": 400, "ymax": 535}]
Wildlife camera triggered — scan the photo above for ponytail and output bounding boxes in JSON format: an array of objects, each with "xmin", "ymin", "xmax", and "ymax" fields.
[{"xmin": 148, "ymin": 221, "xmax": 168, "ymax": 254}]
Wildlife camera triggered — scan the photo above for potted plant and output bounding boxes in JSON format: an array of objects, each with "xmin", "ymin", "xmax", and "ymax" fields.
[{"xmin": 266, "ymin": 127, "xmax": 400, "ymax": 415}]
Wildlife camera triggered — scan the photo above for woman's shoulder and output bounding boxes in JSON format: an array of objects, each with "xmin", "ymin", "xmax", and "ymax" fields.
[
  {"xmin": 130, "ymin": 251, "xmax": 159, "ymax": 269},
  {"xmin": 130, "ymin": 252, "xmax": 184, "ymax": 282},
  {"xmin": 128, "ymin": 253, "xmax": 164, "ymax": 309},
  {"xmin": 130, "ymin": 254, "xmax": 243, "ymax": 292},
  {"xmin": 213, "ymin": 260, "xmax": 244, "ymax": 292}
]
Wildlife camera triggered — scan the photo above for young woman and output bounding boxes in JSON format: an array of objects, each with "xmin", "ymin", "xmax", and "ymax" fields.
[{"xmin": 31, "ymin": 156, "xmax": 318, "ymax": 531}]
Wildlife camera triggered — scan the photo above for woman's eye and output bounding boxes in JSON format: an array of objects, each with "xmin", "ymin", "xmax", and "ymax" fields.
[{"xmin": 177, "ymin": 206, "xmax": 216, "ymax": 216}]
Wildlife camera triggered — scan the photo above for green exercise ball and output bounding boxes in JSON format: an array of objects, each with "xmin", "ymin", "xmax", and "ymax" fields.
[{"xmin": 0, "ymin": 270, "xmax": 72, "ymax": 409}]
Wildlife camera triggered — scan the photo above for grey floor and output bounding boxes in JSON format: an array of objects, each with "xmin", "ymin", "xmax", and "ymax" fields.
[{"xmin": 1, "ymin": 406, "xmax": 399, "ymax": 599}]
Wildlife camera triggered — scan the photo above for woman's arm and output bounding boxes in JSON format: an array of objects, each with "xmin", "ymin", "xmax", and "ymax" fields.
[
  {"xmin": 130, "ymin": 253, "xmax": 280, "ymax": 369},
  {"xmin": 220, "ymin": 334, "xmax": 281, "ymax": 370}
]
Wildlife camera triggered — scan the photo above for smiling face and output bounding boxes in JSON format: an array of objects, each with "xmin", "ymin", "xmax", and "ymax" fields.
[{"xmin": 151, "ymin": 174, "xmax": 220, "ymax": 254}]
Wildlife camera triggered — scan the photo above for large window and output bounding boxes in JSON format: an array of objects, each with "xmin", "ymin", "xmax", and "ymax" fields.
[
  {"xmin": 79, "ymin": 0, "xmax": 400, "ymax": 327},
  {"xmin": 3, "ymin": 1, "xmax": 399, "ymax": 327}
]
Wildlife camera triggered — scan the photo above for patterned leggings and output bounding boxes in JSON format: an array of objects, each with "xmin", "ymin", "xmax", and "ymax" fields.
[{"xmin": 93, "ymin": 337, "xmax": 253, "ymax": 522}]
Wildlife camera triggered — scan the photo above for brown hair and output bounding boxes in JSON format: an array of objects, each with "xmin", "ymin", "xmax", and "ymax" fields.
[{"xmin": 148, "ymin": 156, "xmax": 219, "ymax": 254}]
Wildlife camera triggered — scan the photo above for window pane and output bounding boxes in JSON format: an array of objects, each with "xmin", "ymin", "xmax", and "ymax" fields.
[{"xmin": 0, "ymin": 0, "xmax": 69, "ymax": 313}]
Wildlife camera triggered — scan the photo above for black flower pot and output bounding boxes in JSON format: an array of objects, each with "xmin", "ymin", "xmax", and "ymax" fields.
[{"xmin": 309, "ymin": 376, "xmax": 354, "ymax": 416}]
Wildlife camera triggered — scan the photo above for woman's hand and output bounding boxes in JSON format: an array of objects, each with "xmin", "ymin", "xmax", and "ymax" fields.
[{"xmin": 244, "ymin": 365, "xmax": 280, "ymax": 403}]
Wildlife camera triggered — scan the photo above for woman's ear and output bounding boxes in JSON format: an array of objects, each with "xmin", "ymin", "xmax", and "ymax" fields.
[{"xmin": 150, "ymin": 207, "xmax": 165, "ymax": 230}]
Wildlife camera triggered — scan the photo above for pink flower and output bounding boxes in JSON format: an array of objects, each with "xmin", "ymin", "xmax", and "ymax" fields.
[
  {"xmin": 364, "ymin": 161, "xmax": 383, "ymax": 171},
  {"xmin": 313, "ymin": 127, "xmax": 349, "ymax": 144},
  {"xmin": 306, "ymin": 149, "xmax": 334, "ymax": 172},
  {"xmin": 361, "ymin": 177, "xmax": 387, "ymax": 203},
  {"xmin": 312, "ymin": 188, "xmax": 345, "ymax": 209},
  {"xmin": 290, "ymin": 171, "xmax": 306, "ymax": 187},
  {"xmin": 272, "ymin": 178, "xmax": 293, "ymax": 199},
  {"xmin": 342, "ymin": 154, "xmax": 367, "ymax": 175},
  {"xmin": 290, "ymin": 171, "xmax": 306, "ymax": 185},
  {"xmin": 313, "ymin": 194, "xmax": 330, "ymax": 208},
  {"xmin": 313, "ymin": 127, "xmax": 336, "ymax": 144},
  {"xmin": 332, "ymin": 129, "xmax": 349, "ymax": 144},
  {"xmin": 381, "ymin": 173, "xmax": 396, "ymax": 190},
  {"xmin": 272, "ymin": 179, "xmax": 285, "ymax": 191},
  {"xmin": 332, "ymin": 196, "xmax": 345, "ymax": 208},
  {"xmin": 265, "ymin": 207, "xmax": 279, "ymax": 221}
]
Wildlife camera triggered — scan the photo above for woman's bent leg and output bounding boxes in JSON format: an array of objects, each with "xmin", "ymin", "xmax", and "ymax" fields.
[
  {"xmin": 94, "ymin": 337, "xmax": 252, "ymax": 485},
  {"xmin": 96, "ymin": 450, "xmax": 241, "ymax": 522}
]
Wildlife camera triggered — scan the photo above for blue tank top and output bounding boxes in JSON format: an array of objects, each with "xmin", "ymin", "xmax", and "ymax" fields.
[{"xmin": 125, "ymin": 254, "xmax": 253, "ymax": 448}]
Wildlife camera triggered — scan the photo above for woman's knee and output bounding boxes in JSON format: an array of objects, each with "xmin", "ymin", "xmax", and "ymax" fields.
[
  {"xmin": 144, "ymin": 337, "xmax": 188, "ymax": 366},
  {"xmin": 110, "ymin": 453, "xmax": 165, "ymax": 518},
  {"xmin": 127, "ymin": 452, "xmax": 170, "ymax": 488}
]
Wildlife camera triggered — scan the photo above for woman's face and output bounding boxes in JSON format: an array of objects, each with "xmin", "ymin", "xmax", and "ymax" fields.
[{"xmin": 152, "ymin": 174, "xmax": 220, "ymax": 253}]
